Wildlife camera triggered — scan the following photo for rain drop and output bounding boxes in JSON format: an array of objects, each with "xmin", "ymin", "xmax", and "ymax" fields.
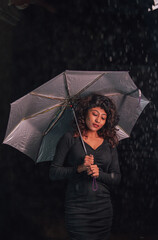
[{"xmin": 109, "ymin": 56, "xmax": 112, "ymax": 62}]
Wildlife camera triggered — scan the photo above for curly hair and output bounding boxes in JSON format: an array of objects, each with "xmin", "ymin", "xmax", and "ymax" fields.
[{"xmin": 73, "ymin": 94, "xmax": 119, "ymax": 147}]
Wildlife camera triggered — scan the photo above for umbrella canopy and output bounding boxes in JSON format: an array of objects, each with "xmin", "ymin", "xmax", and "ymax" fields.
[{"xmin": 3, "ymin": 70, "xmax": 149, "ymax": 163}]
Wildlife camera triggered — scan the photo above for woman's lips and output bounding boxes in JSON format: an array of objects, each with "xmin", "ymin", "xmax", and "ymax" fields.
[{"xmin": 93, "ymin": 124, "xmax": 99, "ymax": 128}]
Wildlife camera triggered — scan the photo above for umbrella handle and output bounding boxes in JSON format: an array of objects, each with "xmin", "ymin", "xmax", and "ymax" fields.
[{"xmin": 92, "ymin": 177, "xmax": 98, "ymax": 191}]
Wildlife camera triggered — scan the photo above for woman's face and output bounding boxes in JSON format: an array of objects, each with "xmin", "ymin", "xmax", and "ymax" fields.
[{"xmin": 85, "ymin": 107, "xmax": 107, "ymax": 132}]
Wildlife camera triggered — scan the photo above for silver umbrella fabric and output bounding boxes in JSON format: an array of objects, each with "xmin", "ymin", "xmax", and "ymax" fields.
[{"xmin": 3, "ymin": 70, "xmax": 149, "ymax": 163}]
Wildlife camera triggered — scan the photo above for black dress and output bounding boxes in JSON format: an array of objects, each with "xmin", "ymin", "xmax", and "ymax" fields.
[{"xmin": 49, "ymin": 132, "xmax": 121, "ymax": 240}]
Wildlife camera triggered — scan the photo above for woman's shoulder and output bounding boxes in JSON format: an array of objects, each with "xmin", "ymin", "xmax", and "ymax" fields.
[
  {"xmin": 60, "ymin": 131, "xmax": 75, "ymax": 146},
  {"xmin": 102, "ymin": 138, "xmax": 110, "ymax": 147},
  {"xmin": 103, "ymin": 139, "xmax": 118, "ymax": 150},
  {"xmin": 62, "ymin": 131, "xmax": 74, "ymax": 139}
]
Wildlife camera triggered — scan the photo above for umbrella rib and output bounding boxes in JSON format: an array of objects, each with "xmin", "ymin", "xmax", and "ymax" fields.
[
  {"xmin": 23, "ymin": 103, "xmax": 67, "ymax": 120},
  {"xmin": 103, "ymin": 89, "xmax": 139, "ymax": 97},
  {"xmin": 116, "ymin": 125, "xmax": 130, "ymax": 137},
  {"xmin": 4, "ymin": 104, "xmax": 66, "ymax": 142},
  {"xmin": 64, "ymin": 72, "xmax": 71, "ymax": 98},
  {"xmin": 110, "ymin": 88, "xmax": 139, "ymax": 96},
  {"xmin": 64, "ymin": 72, "xmax": 87, "ymax": 153},
  {"xmin": 70, "ymin": 71, "xmax": 139, "ymax": 100},
  {"xmin": 44, "ymin": 106, "xmax": 67, "ymax": 135},
  {"xmin": 30, "ymin": 92, "xmax": 66, "ymax": 101},
  {"xmin": 71, "ymin": 107, "xmax": 87, "ymax": 154},
  {"xmin": 73, "ymin": 73, "xmax": 105, "ymax": 98},
  {"xmin": 35, "ymin": 106, "xmax": 67, "ymax": 162},
  {"xmin": 4, "ymin": 121, "xmax": 22, "ymax": 143}
]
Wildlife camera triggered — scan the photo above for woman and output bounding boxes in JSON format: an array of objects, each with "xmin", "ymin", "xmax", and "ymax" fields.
[{"xmin": 49, "ymin": 94, "xmax": 121, "ymax": 240}]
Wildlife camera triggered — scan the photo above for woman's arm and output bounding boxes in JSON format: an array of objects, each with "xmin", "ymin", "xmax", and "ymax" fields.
[
  {"xmin": 49, "ymin": 133, "xmax": 78, "ymax": 181},
  {"xmin": 97, "ymin": 147, "xmax": 121, "ymax": 186}
]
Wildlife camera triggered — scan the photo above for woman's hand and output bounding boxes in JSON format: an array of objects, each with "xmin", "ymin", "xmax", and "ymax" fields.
[
  {"xmin": 77, "ymin": 154, "xmax": 94, "ymax": 173},
  {"xmin": 84, "ymin": 154, "xmax": 94, "ymax": 167},
  {"xmin": 87, "ymin": 164, "xmax": 99, "ymax": 178}
]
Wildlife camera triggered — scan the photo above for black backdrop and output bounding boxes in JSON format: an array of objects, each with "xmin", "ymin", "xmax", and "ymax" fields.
[{"xmin": 0, "ymin": 1, "xmax": 158, "ymax": 239}]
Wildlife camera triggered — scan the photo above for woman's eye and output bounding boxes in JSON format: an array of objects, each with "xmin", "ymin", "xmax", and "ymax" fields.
[{"xmin": 92, "ymin": 113, "xmax": 98, "ymax": 116}]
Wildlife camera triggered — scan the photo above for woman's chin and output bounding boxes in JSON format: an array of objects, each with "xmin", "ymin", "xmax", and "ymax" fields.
[{"xmin": 88, "ymin": 127, "xmax": 99, "ymax": 132}]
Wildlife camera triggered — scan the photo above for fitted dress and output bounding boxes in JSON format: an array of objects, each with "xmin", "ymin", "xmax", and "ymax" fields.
[{"xmin": 49, "ymin": 132, "xmax": 121, "ymax": 240}]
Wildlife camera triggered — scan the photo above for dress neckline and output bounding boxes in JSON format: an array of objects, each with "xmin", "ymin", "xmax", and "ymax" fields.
[{"xmin": 83, "ymin": 139, "xmax": 105, "ymax": 151}]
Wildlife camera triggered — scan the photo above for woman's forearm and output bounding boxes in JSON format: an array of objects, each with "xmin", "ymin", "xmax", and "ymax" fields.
[
  {"xmin": 49, "ymin": 164, "xmax": 77, "ymax": 181},
  {"xmin": 97, "ymin": 170, "xmax": 121, "ymax": 185},
  {"xmin": 76, "ymin": 164, "xmax": 87, "ymax": 173}
]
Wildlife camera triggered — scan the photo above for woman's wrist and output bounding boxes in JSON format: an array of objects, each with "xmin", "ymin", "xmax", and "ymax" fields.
[{"xmin": 77, "ymin": 164, "xmax": 86, "ymax": 173}]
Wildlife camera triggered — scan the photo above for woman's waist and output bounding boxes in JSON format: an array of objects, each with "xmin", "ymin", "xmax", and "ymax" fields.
[{"xmin": 66, "ymin": 178, "xmax": 110, "ymax": 199}]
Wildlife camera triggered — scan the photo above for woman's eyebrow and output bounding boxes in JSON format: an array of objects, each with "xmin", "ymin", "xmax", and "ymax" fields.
[{"xmin": 91, "ymin": 110, "xmax": 107, "ymax": 115}]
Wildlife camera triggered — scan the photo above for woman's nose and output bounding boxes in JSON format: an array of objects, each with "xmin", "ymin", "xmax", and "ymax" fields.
[{"xmin": 95, "ymin": 117, "xmax": 100, "ymax": 123}]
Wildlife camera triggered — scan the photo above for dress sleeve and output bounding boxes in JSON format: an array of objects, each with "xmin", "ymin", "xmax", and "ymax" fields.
[
  {"xmin": 97, "ymin": 147, "xmax": 121, "ymax": 186},
  {"xmin": 49, "ymin": 132, "xmax": 77, "ymax": 181}
]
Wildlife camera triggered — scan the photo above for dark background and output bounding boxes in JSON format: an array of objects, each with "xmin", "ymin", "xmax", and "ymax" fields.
[{"xmin": 0, "ymin": 0, "xmax": 158, "ymax": 239}]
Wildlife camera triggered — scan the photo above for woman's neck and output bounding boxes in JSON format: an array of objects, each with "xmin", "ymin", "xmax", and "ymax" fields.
[{"xmin": 85, "ymin": 130, "xmax": 99, "ymax": 139}]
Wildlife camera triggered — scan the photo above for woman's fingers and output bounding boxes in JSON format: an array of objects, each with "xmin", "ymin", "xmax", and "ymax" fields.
[
  {"xmin": 89, "ymin": 165, "xmax": 99, "ymax": 178},
  {"xmin": 82, "ymin": 155, "xmax": 95, "ymax": 172},
  {"xmin": 87, "ymin": 170, "xmax": 93, "ymax": 175},
  {"xmin": 87, "ymin": 166, "xmax": 92, "ymax": 175},
  {"xmin": 84, "ymin": 155, "xmax": 94, "ymax": 165}
]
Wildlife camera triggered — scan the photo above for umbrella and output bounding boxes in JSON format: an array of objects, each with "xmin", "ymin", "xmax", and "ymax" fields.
[{"xmin": 3, "ymin": 70, "xmax": 149, "ymax": 163}]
